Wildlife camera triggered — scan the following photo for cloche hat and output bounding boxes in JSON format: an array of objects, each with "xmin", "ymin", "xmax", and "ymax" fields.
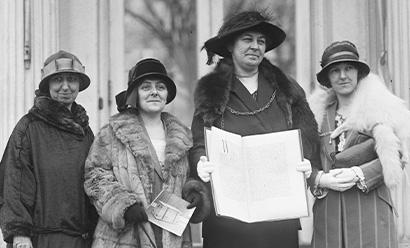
[
  {"xmin": 126, "ymin": 58, "xmax": 176, "ymax": 104},
  {"xmin": 317, "ymin": 40, "xmax": 370, "ymax": 87},
  {"xmin": 203, "ymin": 10, "xmax": 286, "ymax": 64},
  {"xmin": 39, "ymin": 50, "xmax": 90, "ymax": 93}
]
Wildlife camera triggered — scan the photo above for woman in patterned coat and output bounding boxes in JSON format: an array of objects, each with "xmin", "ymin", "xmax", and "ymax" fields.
[
  {"xmin": 308, "ymin": 40, "xmax": 407, "ymax": 248},
  {"xmin": 84, "ymin": 58, "xmax": 209, "ymax": 248}
]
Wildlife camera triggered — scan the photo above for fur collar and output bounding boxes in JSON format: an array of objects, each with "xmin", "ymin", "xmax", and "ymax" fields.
[
  {"xmin": 308, "ymin": 73, "xmax": 410, "ymax": 189},
  {"xmin": 109, "ymin": 110, "xmax": 192, "ymax": 166},
  {"xmin": 29, "ymin": 96, "xmax": 89, "ymax": 136},
  {"xmin": 194, "ymin": 58, "xmax": 302, "ymax": 126}
]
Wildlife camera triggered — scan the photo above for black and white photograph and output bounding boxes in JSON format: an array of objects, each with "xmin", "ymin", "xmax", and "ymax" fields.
[{"xmin": 1, "ymin": 0, "xmax": 409, "ymax": 247}]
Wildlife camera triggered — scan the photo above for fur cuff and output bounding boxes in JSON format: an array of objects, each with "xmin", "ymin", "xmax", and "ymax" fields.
[
  {"xmin": 3, "ymin": 222, "xmax": 33, "ymax": 243},
  {"xmin": 182, "ymin": 178, "xmax": 211, "ymax": 223}
]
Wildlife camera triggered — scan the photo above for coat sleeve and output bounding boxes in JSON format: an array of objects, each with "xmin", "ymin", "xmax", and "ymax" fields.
[
  {"xmin": 188, "ymin": 114, "xmax": 207, "ymax": 180},
  {"xmin": 334, "ymin": 135, "xmax": 384, "ymax": 192},
  {"xmin": 289, "ymin": 80, "xmax": 322, "ymax": 188},
  {"xmin": 84, "ymin": 125, "xmax": 141, "ymax": 230},
  {"xmin": 0, "ymin": 117, "xmax": 36, "ymax": 243},
  {"xmin": 358, "ymin": 159, "xmax": 384, "ymax": 192}
]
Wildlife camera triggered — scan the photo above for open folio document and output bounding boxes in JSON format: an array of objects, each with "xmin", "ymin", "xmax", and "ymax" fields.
[
  {"xmin": 146, "ymin": 190, "xmax": 195, "ymax": 236},
  {"xmin": 205, "ymin": 126, "xmax": 308, "ymax": 223}
]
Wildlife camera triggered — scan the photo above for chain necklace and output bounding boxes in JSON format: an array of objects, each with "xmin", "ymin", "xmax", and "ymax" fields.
[{"xmin": 225, "ymin": 90, "xmax": 277, "ymax": 116}]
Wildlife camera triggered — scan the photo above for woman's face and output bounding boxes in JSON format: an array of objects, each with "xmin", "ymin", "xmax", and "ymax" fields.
[
  {"xmin": 328, "ymin": 62, "xmax": 358, "ymax": 96},
  {"xmin": 137, "ymin": 77, "xmax": 168, "ymax": 115},
  {"xmin": 229, "ymin": 31, "xmax": 266, "ymax": 73},
  {"xmin": 49, "ymin": 72, "xmax": 80, "ymax": 109}
]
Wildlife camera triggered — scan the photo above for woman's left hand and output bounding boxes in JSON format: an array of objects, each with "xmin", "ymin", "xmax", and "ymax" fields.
[
  {"xmin": 333, "ymin": 168, "xmax": 359, "ymax": 183},
  {"xmin": 296, "ymin": 159, "xmax": 312, "ymax": 178}
]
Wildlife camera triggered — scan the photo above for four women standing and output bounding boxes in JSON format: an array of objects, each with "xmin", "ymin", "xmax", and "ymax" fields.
[{"xmin": 0, "ymin": 10, "xmax": 407, "ymax": 248}]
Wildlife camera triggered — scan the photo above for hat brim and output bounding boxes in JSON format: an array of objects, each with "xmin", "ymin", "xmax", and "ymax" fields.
[
  {"xmin": 204, "ymin": 22, "xmax": 286, "ymax": 58},
  {"xmin": 126, "ymin": 72, "xmax": 177, "ymax": 104},
  {"xmin": 39, "ymin": 70, "xmax": 91, "ymax": 93},
  {"xmin": 316, "ymin": 59, "xmax": 370, "ymax": 87}
]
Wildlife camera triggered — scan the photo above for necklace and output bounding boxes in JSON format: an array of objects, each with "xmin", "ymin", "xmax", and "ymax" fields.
[{"xmin": 225, "ymin": 90, "xmax": 277, "ymax": 116}]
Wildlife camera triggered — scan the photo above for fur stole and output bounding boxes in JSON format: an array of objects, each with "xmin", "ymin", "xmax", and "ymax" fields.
[
  {"xmin": 109, "ymin": 110, "xmax": 193, "ymax": 176},
  {"xmin": 308, "ymin": 73, "xmax": 409, "ymax": 189},
  {"xmin": 194, "ymin": 58, "xmax": 319, "ymax": 153},
  {"xmin": 29, "ymin": 94, "xmax": 89, "ymax": 136},
  {"xmin": 195, "ymin": 58, "xmax": 301, "ymax": 124}
]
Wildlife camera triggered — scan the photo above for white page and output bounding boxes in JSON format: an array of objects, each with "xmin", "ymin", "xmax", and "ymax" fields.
[
  {"xmin": 243, "ymin": 130, "xmax": 308, "ymax": 222},
  {"xmin": 206, "ymin": 127, "xmax": 308, "ymax": 222}
]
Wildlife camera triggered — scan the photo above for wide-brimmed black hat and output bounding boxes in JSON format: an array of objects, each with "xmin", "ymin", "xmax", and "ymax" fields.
[
  {"xmin": 203, "ymin": 11, "xmax": 286, "ymax": 64},
  {"xmin": 317, "ymin": 41, "xmax": 370, "ymax": 87},
  {"xmin": 126, "ymin": 58, "xmax": 176, "ymax": 104},
  {"xmin": 39, "ymin": 50, "xmax": 90, "ymax": 93}
]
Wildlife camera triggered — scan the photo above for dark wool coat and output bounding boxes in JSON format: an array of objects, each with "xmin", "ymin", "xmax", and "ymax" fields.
[
  {"xmin": 0, "ymin": 96, "xmax": 96, "ymax": 248},
  {"xmin": 189, "ymin": 58, "xmax": 321, "ymax": 248}
]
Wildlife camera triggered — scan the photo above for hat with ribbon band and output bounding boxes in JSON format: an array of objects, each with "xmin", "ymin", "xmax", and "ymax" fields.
[
  {"xmin": 39, "ymin": 50, "xmax": 90, "ymax": 93},
  {"xmin": 316, "ymin": 41, "xmax": 370, "ymax": 87}
]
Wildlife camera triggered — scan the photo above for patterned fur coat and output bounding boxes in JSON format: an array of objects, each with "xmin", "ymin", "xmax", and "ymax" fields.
[{"xmin": 84, "ymin": 110, "xmax": 208, "ymax": 248}]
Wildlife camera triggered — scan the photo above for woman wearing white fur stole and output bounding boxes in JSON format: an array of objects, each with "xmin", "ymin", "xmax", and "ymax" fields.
[{"xmin": 308, "ymin": 40, "xmax": 409, "ymax": 248}]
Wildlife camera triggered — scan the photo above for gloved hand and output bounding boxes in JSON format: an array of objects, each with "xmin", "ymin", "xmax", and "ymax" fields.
[
  {"xmin": 319, "ymin": 169, "xmax": 356, "ymax": 192},
  {"xmin": 124, "ymin": 203, "xmax": 148, "ymax": 223},
  {"xmin": 296, "ymin": 159, "xmax": 312, "ymax": 178},
  {"xmin": 13, "ymin": 236, "xmax": 33, "ymax": 248},
  {"xmin": 197, "ymin": 156, "xmax": 215, "ymax": 183},
  {"xmin": 185, "ymin": 191, "xmax": 202, "ymax": 209}
]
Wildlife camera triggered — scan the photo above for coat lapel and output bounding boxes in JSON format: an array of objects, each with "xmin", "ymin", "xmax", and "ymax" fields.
[
  {"xmin": 230, "ymin": 77, "xmax": 272, "ymax": 132},
  {"xmin": 231, "ymin": 77, "xmax": 259, "ymax": 110},
  {"xmin": 109, "ymin": 111, "xmax": 192, "ymax": 181},
  {"xmin": 322, "ymin": 103, "xmax": 336, "ymax": 165}
]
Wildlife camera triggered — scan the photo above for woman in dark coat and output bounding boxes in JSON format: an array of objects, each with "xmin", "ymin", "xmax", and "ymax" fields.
[
  {"xmin": 308, "ymin": 41, "xmax": 402, "ymax": 248},
  {"xmin": 189, "ymin": 11, "xmax": 321, "ymax": 248},
  {"xmin": 0, "ymin": 51, "xmax": 97, "ymax": 248}
]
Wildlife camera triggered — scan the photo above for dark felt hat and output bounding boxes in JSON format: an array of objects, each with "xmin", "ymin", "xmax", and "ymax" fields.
[
  {"xmin": 126, "ymin": 58, "xmax": 176, "ymax": 104},
  {"xmin": 317, "ymin": 41, "xmax": 370, "ymax": 87},
  {"xmin": 203, "ymin": 11, "xmax": 286, "ymax": 64},
  {"xmin": 39, "ymin": 50, "xmax": 90, "ymax": 93}
]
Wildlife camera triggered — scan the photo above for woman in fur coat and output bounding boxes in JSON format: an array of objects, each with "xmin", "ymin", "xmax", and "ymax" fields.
[
  {"xmin": 84, "ymin": 58, "xmax": 209, "ymax": 248},
  {"xmin": 190, "ymin": 11, "xmax": 321, "ymax": 248},
  {"xmin": 308, "ymin": 40, "xmax": 407, "ymax": 248},
  {"xmin": 0, "ymin": 51, "xmax": 97, "ymax": 248}
]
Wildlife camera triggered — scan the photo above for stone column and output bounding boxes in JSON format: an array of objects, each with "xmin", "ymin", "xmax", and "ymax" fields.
[{"xmin": 0, "ymin": 0, "xmax": 59, "ymax": 153}]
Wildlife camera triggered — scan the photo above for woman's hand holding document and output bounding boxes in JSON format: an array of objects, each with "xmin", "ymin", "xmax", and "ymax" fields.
[
  {"xmin": 204, "ymin": 126, "xmax": 309, "ymax": 223},
  {"xmin": 296, "ymin": 159, "xmax": 312, "ymax": 179},
  {"xmin": 197, "ymin": 156, "xmax": 215, "ymax": 183}
]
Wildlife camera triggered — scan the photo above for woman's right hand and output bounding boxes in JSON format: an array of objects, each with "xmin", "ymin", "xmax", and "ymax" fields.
[
  {"xmin": 13, "ymin": 236, "xmax": 33, "ymax": 248},
  {"xmin": 124, "ymin": 203, "xmax": 148, "ymax": 223},
  {"xmin": 197, "ymin": 156, "xmax": 215, "ymax": 183},
  {"xmin": 319, "ymin": 169, "xmax": 356, "ymax": 192}
]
